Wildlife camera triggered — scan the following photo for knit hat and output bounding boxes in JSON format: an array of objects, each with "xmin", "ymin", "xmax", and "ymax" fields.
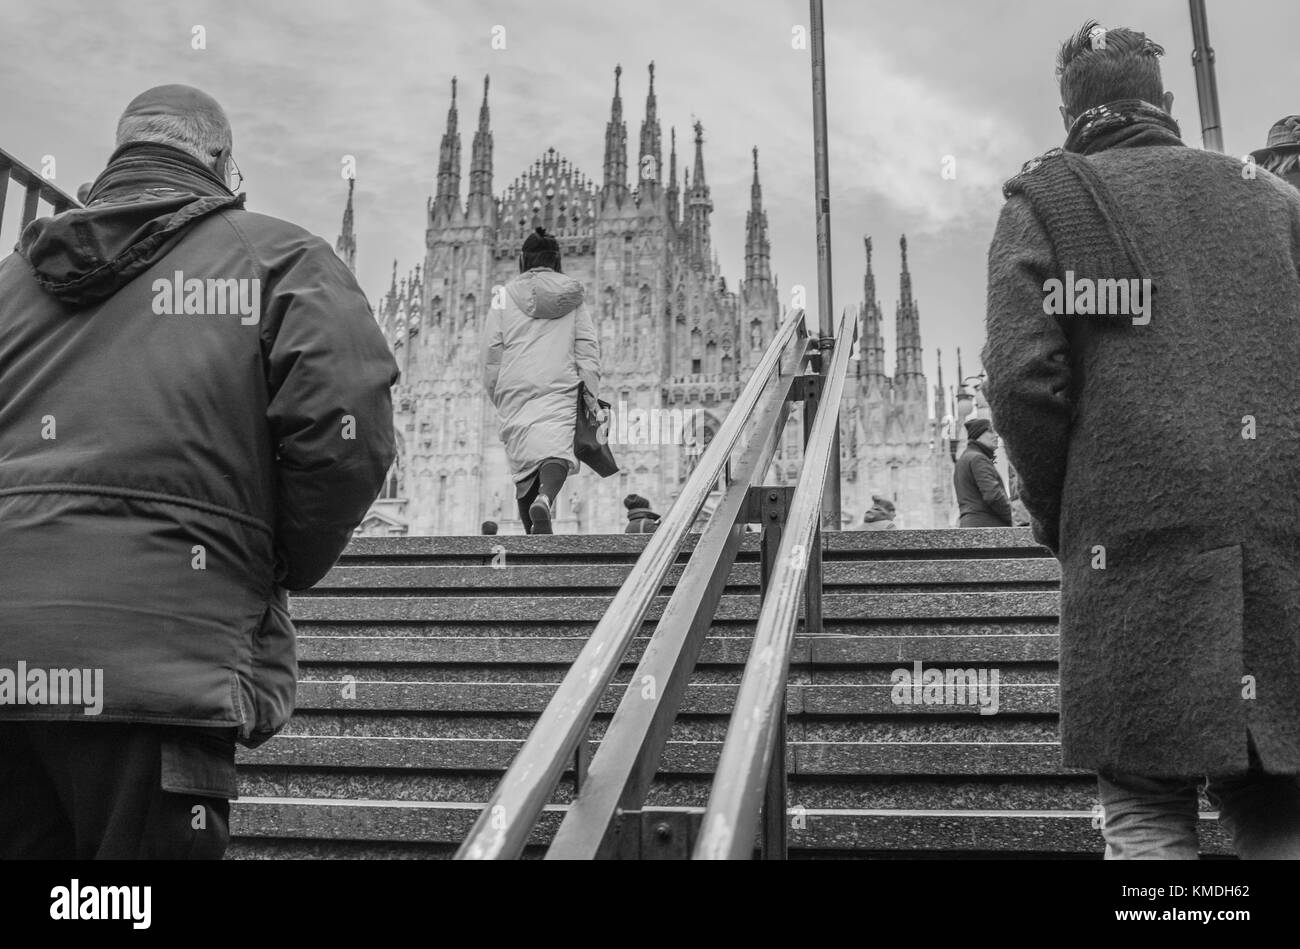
[
  {"xmin": 870, "ymin": 494, "xmax": 895, "ymax": 513},
  {"xmin": 1250, "ymin": 116, "xmax": 1300, "ymax": 163},
  {"xmin": 965, "ymin": 418, "xmax": 991, "ymax": 440},
  {"xmin": 522, "ymin": 226, "xmax": 559, "ymax": 257},
  {"xmin": 624, "ymin": 494, "xmax": 650, "ymax": 511}
]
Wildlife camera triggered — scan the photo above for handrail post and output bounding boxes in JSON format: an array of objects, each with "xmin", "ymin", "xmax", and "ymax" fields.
[
  {"xmin": 799, "ymin": 372, "xmax": 826, "ymax": 639},
  {"xmin": 818, "ymin": 334, "xmax": 841, "ymax": 531},
  {"xmin": 750, "ymin": 486, "xmax": 793, "ymax": 860}
]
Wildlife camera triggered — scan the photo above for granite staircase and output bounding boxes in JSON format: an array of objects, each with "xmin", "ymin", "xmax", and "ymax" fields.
[{"xmin": 228, "ymin": 528, "xmax": 1228, "ymax": 859}]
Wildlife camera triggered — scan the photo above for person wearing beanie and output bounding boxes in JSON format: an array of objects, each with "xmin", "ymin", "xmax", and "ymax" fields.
[
  {"xmin": 483, "ymin": 226, "xmax": 602, "ymax": 534},
  {"xmin": 1250, "ymin": 115, "xmax": 1300, "ymax": 191},
  {"xmin": 953, "ymin": 417, "xmax": 1012, "ymax": 527},
  {"xmin": 857, "ymin": 492, "xmax": 897, "ymax": 531},
  {"xmin": 623, "ymin": 494, "xmax": 661, "ymax": 534},
  {"xmin": 0, "ymin": 84, "xmax": 398, "ymax": 858},
  {"xmin": 481, "ymin": 520, "xmax": 499, "ymax": 535}
]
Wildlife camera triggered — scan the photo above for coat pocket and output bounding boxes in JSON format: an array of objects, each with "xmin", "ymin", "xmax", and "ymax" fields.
[
  {"xmin": 239, "ymin": 586, "xmax": 298, "ymax": 748},
  {"xmin": 1071, "ymin": 544, "xmax": 1248, "ymax": 776}
]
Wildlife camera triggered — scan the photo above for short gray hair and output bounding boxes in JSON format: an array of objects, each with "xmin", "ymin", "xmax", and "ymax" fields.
[{"xmin": 115, "ymin": 110, "xmax": 232, "ymax": 167}]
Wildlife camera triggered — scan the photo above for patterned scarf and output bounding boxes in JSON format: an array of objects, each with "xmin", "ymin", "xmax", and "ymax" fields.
[{"xmin": 1064, "ymin": 98, "xmax": 1184, "ymax": 156}]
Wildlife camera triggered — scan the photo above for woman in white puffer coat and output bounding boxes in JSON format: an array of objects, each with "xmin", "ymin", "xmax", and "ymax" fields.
[{"xmin": 482, "ymin": 227, "xmax": 601, "ymax": 533}]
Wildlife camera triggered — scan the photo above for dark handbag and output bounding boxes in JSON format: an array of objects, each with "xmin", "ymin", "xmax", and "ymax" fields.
[{"xmin": 574, "ymin": 382, "xmax": 618, "ymax": 477}]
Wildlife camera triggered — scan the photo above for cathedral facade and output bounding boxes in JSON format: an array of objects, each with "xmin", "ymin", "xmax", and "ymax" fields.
[{"xmin": 343, "ymin": 66, "xmax": 956, "ymax": 535}]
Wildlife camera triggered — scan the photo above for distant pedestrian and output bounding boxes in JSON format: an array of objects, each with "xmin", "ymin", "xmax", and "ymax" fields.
[
  {"xmin": 481, "ymin": 520, "xmax": 499, "ymax": 535},
  {"xmin": 856, "ymin": 494, "xmax": 897, "ymax": 530},
  {"xmin": 483, "ymin": 227, "xmax": 601, "ymax": 535},
  {"xmin": 953, "ymin": 419, "xmax": 1011, "ymax": 527},
  {"xmin": 623, "ymin": 494, "xmax": 661, "ymax": 534},
  {"xmin": 1250, "ymin": 115, "xmax": 1300, "ymax": 190}
]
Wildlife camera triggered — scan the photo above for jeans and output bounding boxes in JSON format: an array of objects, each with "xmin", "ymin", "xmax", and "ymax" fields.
[{"xmin": 1097, "ymin": 767, "xmax": 1300, "ymax": 859}]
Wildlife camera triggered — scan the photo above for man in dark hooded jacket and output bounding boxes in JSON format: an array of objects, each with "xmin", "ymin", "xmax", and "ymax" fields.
[{"xmin": 0, "ymin": 85, "xmax": 398, "ymax": 858}]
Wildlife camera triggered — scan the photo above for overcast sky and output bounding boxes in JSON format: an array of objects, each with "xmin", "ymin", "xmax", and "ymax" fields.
[{"xmin": 3, "ymin": 0, "xmax": 1297, "ymax": 398}]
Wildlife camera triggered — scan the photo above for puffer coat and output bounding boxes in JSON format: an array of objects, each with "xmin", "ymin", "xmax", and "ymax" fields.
[{"xmin": 482, "ymin": 268, "xmax": 600, "ymax": 482}]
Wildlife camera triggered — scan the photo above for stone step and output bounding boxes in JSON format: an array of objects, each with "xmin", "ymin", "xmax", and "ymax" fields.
[
  {"xmin": 290, "ymin": 591, "xmax": 1060, "ymax": 623},
  {"xmin": 311, "ymin": 559, "xmax": 1060, "ymax": 594},
  {"xmin": 296, "ymin": 631, "xmax": 1061, "ymax": 665},
  {"xmin": 291, "ymin": 679, "xmax": 1059, "ymax": 714},
  {"xmin": 234, "ymin": 770, "xmax": 1102, "ymax": 811},
  {"xmin": 227, "ymin": 798, "xmax": 1231, "ymax": 855},
  {"xmin": 275, "ymin": 713, "xmax": 1063, "ymax": 743},
  {"xmin": 338, "ymin": 528, "xmax": 1051, "ymax": 566},
  {"xmin": 239, "ymin": 736, "xmax": 1086, "ymax": 776}
]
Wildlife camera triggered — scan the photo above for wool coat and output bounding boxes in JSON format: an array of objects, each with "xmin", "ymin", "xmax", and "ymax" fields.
[
  {"xmin": 483, "ymin": 268, "xmax": 600, "ymax": 483},
  {"xmin": 983, "ymin": 139, "xmax": 1300, "ymax": 777}
]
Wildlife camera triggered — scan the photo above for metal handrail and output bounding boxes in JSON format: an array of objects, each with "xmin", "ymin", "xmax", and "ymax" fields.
[
  {"xmin": 456, "ymin": 306, "xmax": 810, "ymax": 860},
  {"xmin": 544, "ymin": 341, "xmax": 810, "ymax": 858},
  {"xmin": 694, "ymin": 303, "xmax": 857, "ymax": 859},
  {"xmin": 0, "ymin": 146, "xmax": 81, "ymax": 237}
]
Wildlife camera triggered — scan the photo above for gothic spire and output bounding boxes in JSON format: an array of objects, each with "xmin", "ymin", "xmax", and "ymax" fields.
[
  {"xmin": 467, "ymin": 75, "xmax": 494, "ymax": 219},
  {"xmin": 685, "ymin": 120, "xmax": 713, "ymax": 269},
  {"xmin": 433, "ymin": 76, "xmax": 462, "ymax": 222},
  {"xmin": 934, "ymin": 348, "xmax": 946, "ymax": 421},
  {"xmin": 895, "ymin": 234, "xmax": 923, "ymax": 380},
  {"xmin": 666, "ymin": 125, "xmax": 679, "ymax": 225},
  {"xmin": 335, "ymin": 176, "xmax": 356, "ymax": 274},
  {"xmin": 602, "ymin": 64, "xmax": 628, "ymax": 208},
  {"xmin": 861, "ymin": 236, "xmax": 885, "ymax": 381},
  {"xmin": 744, "ymin": 147, "xmax": 771, "ymax": 287},
  {"xmin": 637, "ymin": 62, "xmax": 662, "ymax": 197}
]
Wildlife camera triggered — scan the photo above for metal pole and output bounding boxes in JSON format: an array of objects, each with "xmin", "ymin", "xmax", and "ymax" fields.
[
  {"xmin": 1188, "ymin": 0, "xmax": 1224, "ymax": 152},
  {"xmin": 810, "ymin": 0, "xmax": 841, "ymax": 530}
]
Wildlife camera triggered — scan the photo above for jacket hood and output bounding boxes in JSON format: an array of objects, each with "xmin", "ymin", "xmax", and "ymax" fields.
[
  {"xmin": 506, "ymin": 267, "xmax": 585, "ymax": 320},
  {"xmin": 18, "ymin": 190, "xmax": 245, "ymax": 308},
  {"xmin": 627, "ymin": 509, "xmax": 660, "ymax": 521}
]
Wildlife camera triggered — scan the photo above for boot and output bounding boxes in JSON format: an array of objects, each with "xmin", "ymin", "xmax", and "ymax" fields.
[{"xmin": 529, "ymin": 494, "xmax": 553, "ymax": 534}]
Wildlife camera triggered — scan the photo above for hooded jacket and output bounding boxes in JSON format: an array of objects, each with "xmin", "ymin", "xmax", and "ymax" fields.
[
  {"xmin": 482, "ymin": 267, "xmax": 600, "ymax": 481},
  {"xmin": 0, "ymin": 143, "xmax": 398, "ymax": 745}
]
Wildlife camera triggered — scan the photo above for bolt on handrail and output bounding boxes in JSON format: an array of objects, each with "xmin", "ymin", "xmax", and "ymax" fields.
[
  {"xmin": 456, "ymin": 306, "xmax": 810, "ymax": 860},
  {"xmin": 694, "ymin": 303, "xmax": 858, "ymax": 859}
]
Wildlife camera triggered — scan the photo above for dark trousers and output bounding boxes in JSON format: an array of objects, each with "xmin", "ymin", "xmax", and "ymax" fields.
[
  {"xmin": 516, "ymin": 458, "xmax": 570, "ymax": 533},
  {"xmin": 0, "ymin": 722, "xmax": 237, "ymax": 860}
]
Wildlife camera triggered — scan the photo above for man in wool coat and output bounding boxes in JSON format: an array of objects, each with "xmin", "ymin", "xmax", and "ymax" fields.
[{"xmin": 982, "ymin": 21, "xmax": 1300, "ymax": 859}]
